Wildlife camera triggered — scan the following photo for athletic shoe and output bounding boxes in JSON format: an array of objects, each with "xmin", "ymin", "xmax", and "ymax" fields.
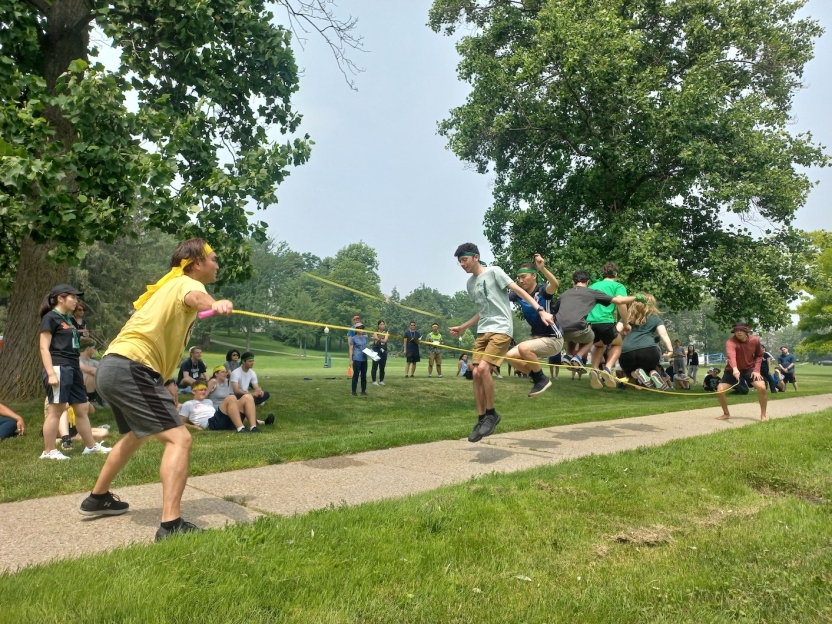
[
  {"xmin": 82, "ymin": 442, "xmax": 112, "ymax": 455},
  {"xmin": 61, "ymin": 436, "xmax": 73, "ymax": 450},
  {"xmin": 155, "ymin": 519, "xmax": 202, "ymax": 542},
  {"xmin": 571, "ymin": 355, "xmax": 586, "ymax": 370},
  {"xmin": 360, "ymin": 392, "xmax": 368, "ymax": 396},
  {"xmin": 477, "ymin": 411, "xmax": 501, "ymax": 439},
  {"xmin": 79, "ymin": 491, "xmax": 129, "ymax": 516},
  {"xmin": 248, "ymin": 426, "xmax": 261, "ymax": 433},
  {"xmin": 40, "ymin": 449, "xmax": 70, "ymax": 460},
  {"xmin": 351, "ymin": 392, "xmax": 358, "ymax": 396},
  {"xmin": 633, "ymin": 368, "xmax": 652, "ymax": 387},
  {"xmin": 601, "ymin": 367, "xmax": 617, "ymax": 389},
  {"xmin": 468, "ymin": 416, "xmax": 485, "ymax": 442},
  {"xmin": 438, "ymin": 375, "xmax": 443, "ymax": 378},
  {"xmin": 561, "ymin": 355, "xmax": 573, "ymax": 367},
  {"xmin": 495, "ymin": 374, "xmax": 503, "ymax": 379},
  {"xmin": 379, "ymin": 381, "xmax": 385, "ymax": 386},
  {"xmin": 649, "ymin": 371, "xmax": 668, "ymax": 390},
  {"xmin": 528, "ymin": 375, "xmax": 552, "ymax": 398},
  {"xmin": 589, "ymin": 369, "xmax": 603, "ymax": 389},
  {"xmin": 428, "ymin": 375, "xmax": 432, "ymax": 378},
  {"xmin": 373, "ymin": 381, "xmax": 380, "ymax": 385},
  {"xmin": 264, "ymin": 413, "xmax": 275, "ymax": 425}
]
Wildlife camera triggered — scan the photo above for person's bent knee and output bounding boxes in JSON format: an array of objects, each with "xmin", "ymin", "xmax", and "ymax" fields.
[{"xmin": 156, "ymin": 425, "xmax": 192, "ymax": 448}]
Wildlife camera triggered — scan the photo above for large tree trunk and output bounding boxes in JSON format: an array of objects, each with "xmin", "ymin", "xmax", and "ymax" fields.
[{"xmin": 0, "ymin": 239, "xmax": 68, "ymax": 401}]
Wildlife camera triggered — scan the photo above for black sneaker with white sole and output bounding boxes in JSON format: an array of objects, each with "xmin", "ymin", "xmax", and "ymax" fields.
[
  {"xmin": 468, "ymin": 416, "xmax": 485, "ymax": 442},
  {"xmin": 79, "ymin": 491, "xmax": 130, "ymax": 516},
  {"xmin": 528, "ymin": 375, "xmax": 552, "ymax": 397},
  {"xmin": 155, "ymin": 519, "xmax": 202, "ymax": 542}
]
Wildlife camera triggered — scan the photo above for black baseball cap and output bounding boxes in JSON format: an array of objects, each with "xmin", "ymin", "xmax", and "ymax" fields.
[{"xmin": 49, "ymin": 284, "xmax": 83, "ymax": 298}]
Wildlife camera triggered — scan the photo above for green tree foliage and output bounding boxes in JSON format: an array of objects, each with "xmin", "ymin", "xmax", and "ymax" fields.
[
  {"xmin": 797, "ymin": 231, "xmax": 832, "ymax": 357},
  {"xmin": 429, "ymin": 0, "xmax": 827, "ymax": 329}
]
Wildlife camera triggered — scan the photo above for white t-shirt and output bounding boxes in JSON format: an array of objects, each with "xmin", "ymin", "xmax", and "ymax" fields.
[
  {"xmin": 230, "ymin": 367, "xmax": 258, "ymax": 393},
  {"xmin": 466, "ymin": 266, "xmax": 514, "ymax": 335},
  {"xmin": 179, "ymin": 399, "xmax": 216, "ymax": 428}
]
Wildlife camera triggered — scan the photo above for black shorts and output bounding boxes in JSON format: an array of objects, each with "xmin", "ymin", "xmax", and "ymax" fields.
[
  {"xmin": 619, "ymin": 347, "xmax": 660, "ymax": 374},
  {"xmin": 208, "ymin": 408, "xmax": 235, "ymax": 431},
  {"xmin": 548, "ymin": 353, "xmax": 562, "ymax": 365},
  {"xmin": 406, "ymin": 354, "xmax": 421, "ymax": 363},
  {"xmin": 781, "ymin": 371, "xmax": 796, "ymax": 384},
  {"xmin": 96, "ymin": 354, "xmax": 183, "ymax": 438},
  {"xmin": 590, "ymin": 323, "xmax": 619, "ymax": 346},
  {"xmin": 721, "ymin": 368, "xmax": 758, "ymax": 386},
  {"xmin": 43, "ymin": 365, "xmax": 88, "ymax": 405}
]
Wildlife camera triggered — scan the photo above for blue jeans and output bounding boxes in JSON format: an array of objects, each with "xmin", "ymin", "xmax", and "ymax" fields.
[
  {"xmin": 351, "ymin": 360, "xmax": 367, "ymax": 393},
  {"xmin": 0, "ymin": 416, "xmax": 19, "ymax": 440}
]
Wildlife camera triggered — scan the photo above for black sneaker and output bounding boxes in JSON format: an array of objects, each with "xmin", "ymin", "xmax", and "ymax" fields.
[
  {"xmin": 477, "ymin": 411, "xmax": 501, "ymax": 439},
  {"xmin": 248, "ymin": 426, "xmax": 261, "ymax": 433},
  {"xmin": 528, "ymin": 375, "xmax": 552, "ymax": 397},
  {"xmin": 351, "ymin": 392, "xmax": 358, "ymax": 396},
  {"xmin": 360, "ymin": 391, "xmax": 368, "ymax": 396},
  {"xmin": 155, "ymin": 519, "xmax": 202, "ymax": 542},
  {"xmin": 468, "ymin": 416, "xmax": 485, "ymax": 443},
  {"xmin": 264, "ymin": 413, "xmax": 275, "ymax": 425},
  {"xmin": 79, "ymin": 491, "xmax": 130, "ymax": 516}
]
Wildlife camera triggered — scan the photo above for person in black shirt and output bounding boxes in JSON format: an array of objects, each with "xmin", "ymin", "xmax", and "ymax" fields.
[
  {"xmin": 686, "ymin": 345, "xmax": 699, "ymax": 383},
  {"xmin": 703, "ymin": 368, "xmax": 721, "ymax": 392},
  {"xmin": 38, "ymin": 284, "xmax": 111, "ymax": 460},
  {"xmin": 72, "ymin": 300, "xmax": 89, "ymax": 337},
  {"xmin": 403, "ymin": 322, "xmax": 421, "ymax": 377},
  {"xmin": 177, "ymin": 346, "xmax": 207, "ymax": 388}
]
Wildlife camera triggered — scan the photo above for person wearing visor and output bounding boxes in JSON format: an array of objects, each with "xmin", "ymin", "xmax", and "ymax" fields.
[
  {"xmin": 39, "ymin": 284, "xmax": 111, "ymax": 460},
  {"xmin": 230, "ymin": 352, "xmax": 270, "ymax": 406},
  {"xmin": 79, "ymin": 239, "xmax": 233, "ymax": 542},
  {"xmin": 716, "ymin": 323, "xmax": 767, "ymax": 421},
  {"xmin": 450, "ymin": 243, "xmax": 557, "ymax": 443},
  {"xmin": 504, "ymin": 253, "xmax": 561, "ymax": 398}
]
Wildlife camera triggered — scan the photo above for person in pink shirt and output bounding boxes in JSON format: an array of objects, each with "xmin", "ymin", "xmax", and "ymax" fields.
[{"xmin": 716, "ymin": 323, "xmax": 767, "ymax": 421}]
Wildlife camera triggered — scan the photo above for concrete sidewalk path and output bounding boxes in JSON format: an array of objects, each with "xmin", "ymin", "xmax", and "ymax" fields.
[{"xmin": 2, "ymin": 393, "xmax": 830, "ymax": 573}]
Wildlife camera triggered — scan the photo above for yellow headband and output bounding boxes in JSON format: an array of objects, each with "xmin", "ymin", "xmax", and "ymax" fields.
[
  {"xmin": 213, "ymin": 365, "xmax": 226, "ymax": 375},
  {"xmin": 133, "ymin": 243, "xmax": 213, "ymax": 310}
]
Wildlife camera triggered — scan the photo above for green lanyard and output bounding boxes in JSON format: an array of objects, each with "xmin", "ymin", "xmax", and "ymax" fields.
[{"xmin": 54, "ymin": 309, "xmax": 80, "ymax": 350}]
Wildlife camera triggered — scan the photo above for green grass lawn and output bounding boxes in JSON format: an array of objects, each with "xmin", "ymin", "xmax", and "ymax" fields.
[
  {"xmin": 1, "ymin": 332, "xmax": 829, "ymax": 503},
  {"xmin": 2, "ymin": 410, "xmax": 830, "ymax": 623}
]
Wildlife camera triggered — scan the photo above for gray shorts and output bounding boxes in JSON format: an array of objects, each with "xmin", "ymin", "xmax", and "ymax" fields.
[
  {"xmin": 96, "ymin": 354, "xmax": 183, "ymax": 438},
  {"xmin": 563, "ymin": 326, "xmax": 595, "ymax": 345}
]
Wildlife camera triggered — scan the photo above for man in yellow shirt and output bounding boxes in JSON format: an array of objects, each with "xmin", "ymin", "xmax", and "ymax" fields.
[{"xmin": 79, "ymin": 239, "xmax": 233, "ymax": 541}]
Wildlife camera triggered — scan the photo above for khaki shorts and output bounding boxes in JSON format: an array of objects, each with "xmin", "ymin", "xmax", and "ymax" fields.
[
  {"xmin": 428, "ymin": 352, "xmax": 442, "ymax": 365},
  {"xmin": 471, "ymin": 333, "xmax": 512, "ymax": 367},
  {"xmin": 563, "ymin": 326, "xmax": 595, "ymax": 345},
  {"xmin": 521, "ymin": 336, "xmax": 564, "ymax": 358}
]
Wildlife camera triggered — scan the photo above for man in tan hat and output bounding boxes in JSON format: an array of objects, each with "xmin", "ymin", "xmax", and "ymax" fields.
[{"xmin": 716, "ymin": 323, "xmax": 767, "ymax": 421}]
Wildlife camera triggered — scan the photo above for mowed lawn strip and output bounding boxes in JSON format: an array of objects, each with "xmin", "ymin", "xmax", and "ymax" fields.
[
  {"xmin": 2, "ymin": 410, "xmax": 830, "ymax": 623},
  {"xmin": 2, "ymin": 337, "xmax": 829, "ymax": 503}
]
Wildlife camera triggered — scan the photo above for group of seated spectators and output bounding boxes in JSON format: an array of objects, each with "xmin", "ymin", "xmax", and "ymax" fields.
[{"xmin": 166, "ymin": 347, "xmax": 273, "ymax": 433}]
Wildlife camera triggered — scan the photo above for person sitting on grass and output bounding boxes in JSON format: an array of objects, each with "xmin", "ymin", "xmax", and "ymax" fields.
[
  {"xmin": 56, "ymin": 404, "xmax": 109, "ymax": 450},
  {"xmin": 79, "ymin": 337, "xmax": 104, "ymax": 406},
  {"xmin": 209, "ymin": 365, "xmax": 274, "ymax": 426},
  {"xmin": 703, "ymin": 367, "xmax": 721, "ymax": 392},
  {"xmin": 457, "ymin": 353, "xmax": 470, "ymax": 377},
  {"xmin": 179, "ymin": 381, "xmax": 260, "ymax": 432},
  {"xmin": 230, "ymin": 352, "xmax": 270, "ymax": 406},
  {"xmin": 0, "ymin": 401, "xmax": 25, "ymax": 441},
  {"xmin": 715, "ymin": 323, "xmax": 767, "ymax": 422},
  {"xmin": 224, "ymin": 349, "xmax": 242, "ymax": 373},
  {"xmin": 177, "ymin": 346, "xmax": 207, "ymax": 389},
  {"xmin": 777, "ymin": 346, "xmax": 798, "ymax": 392},
  {"xmin": 666, "ymin": 365, "xmax": 691, "ymax": 390}
]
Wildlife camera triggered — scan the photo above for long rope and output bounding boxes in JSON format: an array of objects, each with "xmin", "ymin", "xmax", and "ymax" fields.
[
  {"xmin": 203, "ymin": 309, "xmax": 740, "ymax": 396},
  {"xmin": 304, "ymin": 274, "xmax": 443, "ymax": 319}
]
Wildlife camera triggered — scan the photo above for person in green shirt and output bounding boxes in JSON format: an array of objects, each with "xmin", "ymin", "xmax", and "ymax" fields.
[
  {"xmin": 586, "ymin": 262, "xmax": 632, "ymax": 389},
  {"xmin": 427, "ymin": 323, "xmax": 444, "ymax": 378}
]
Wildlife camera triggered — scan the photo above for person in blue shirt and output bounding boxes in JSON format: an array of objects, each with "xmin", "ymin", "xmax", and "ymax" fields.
[
  {"xmin": 349, "ymin": 323, "xmax": 369, "ymax": 396},
  {"xmin": 777, "ymin": 346, "xmax": 798, "ymax": 392}
]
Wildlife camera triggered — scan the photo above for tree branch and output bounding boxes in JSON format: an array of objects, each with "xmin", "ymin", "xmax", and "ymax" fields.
[{"xmin": 24, "ymin": 0, "xmax": 51, "ymax": 14}]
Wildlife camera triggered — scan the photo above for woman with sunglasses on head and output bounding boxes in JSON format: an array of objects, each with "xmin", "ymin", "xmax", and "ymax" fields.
[{"xmin": 39, "ymin": 284, "xmax": 111, "ymax": 460}]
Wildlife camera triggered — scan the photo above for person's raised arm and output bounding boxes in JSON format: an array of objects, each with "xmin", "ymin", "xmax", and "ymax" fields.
[
  {"xmin": 183, "ymin": 290, "xmax": 233, "ymax": 315},
  {"xmin": 534, "ymin": 254, "xmax": 560, "ymax": 295},
  {"xmin": 507, "ymin": 282, "xmax": 555, "ymax": 327}
]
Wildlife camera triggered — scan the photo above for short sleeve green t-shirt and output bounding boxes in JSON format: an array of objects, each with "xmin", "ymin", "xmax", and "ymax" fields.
[
  {"xmin": 621, "ymin": 314, "xmax": 663, "ymax": 353},
  {"xmin": 466, "ymin": 266, "xmax": 514, "ymax": 335},
  {"xmin": 587, "ymin": 279, "xmax": 627, "ymax": 324}
]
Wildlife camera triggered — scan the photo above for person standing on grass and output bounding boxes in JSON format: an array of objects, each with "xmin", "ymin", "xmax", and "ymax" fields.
[
  {"xmin": 716, "ymin": 324, "xmax": 767, "ymax": 421},
  {"xmin": 349, "ymin": 323, "xmax": 369, "ymax": 396},
  {"xmin": 586, "ymin": 262, "xmax": 630, "ymax": 389},
  {"xmin": 371, "ymin": 320, "xmax": 389, "ymax": 386},
  {"xmin": 427, "ymin": 323, "xmax": 444, "ymax": 378},
  {"xmin": 449, "ymin": 243, "xmax": 556, "ymax": 443},
  {"xmin": 503, "ymin": 254, "xmax": 562, "ymax": 398},
  {"xmin": 686, "ymin": 345, "xmax": 700, "ymax": 383},
  {"xmin": 777, "ymin": 346, "xmax": 798, "ymax": 392},
  {"xmin": 403, "ymin": 321, "xmax": 421, "ymax": 377},
  {"xmin": 39, "ymin": 284, "xmax": 111, "ymax": 460},
  {"xmin": 79, "ymin": 239, "xmax": 233, "ymax": 542},
  {"xmin": 672, "ymin": 339, "xmax": 686, "ymax": 376}
]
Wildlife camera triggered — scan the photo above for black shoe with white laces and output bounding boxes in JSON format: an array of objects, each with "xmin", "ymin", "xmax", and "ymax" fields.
[
  {"xmin": 155, "ymin": 519, "xmax": 202, "ymax": 542},
  {"xmin": 79, "ymin": 491, "xmax": 130, "ymax": 516}
]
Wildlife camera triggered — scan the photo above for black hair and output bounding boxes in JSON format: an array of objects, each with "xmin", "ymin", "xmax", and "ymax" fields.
[
  {"xmin": 39, "ymin": 292, "xmax": 69, "ymax": 318},
  {"xmin": 409, "ymin": 320, "xmax": 416, "ymax": 325},
  {"xmin": 241, "ymin": 351, "xmax": 254, "ymax": 361},
  {"xmin": 601, "ymin": 262, "xmax": 619, "ymax": 278},
  {"xmin": 171, "ymin": 238, "xmax": 210, "ymax": 274},
  {"xmin": 572, "ymin": 269, "xmax": 590, "ymax": 284},
  {"xmin": 377, "ymin": 320, "xmax": 385, "ymax": 328},
  {"xmin": 164, "ymin": 378, "xmax": 176, "ymax": 386},
  {"xmin": 459, "ymin": 353, "xmax": 468, "ymax": 360},
  {"xmin": 454, "ymin": 242, "xmax": 479, "ymax": 258},
  {"xmin": 225, "ymin": 349, "xmax": 240, "ymax": 361}
]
